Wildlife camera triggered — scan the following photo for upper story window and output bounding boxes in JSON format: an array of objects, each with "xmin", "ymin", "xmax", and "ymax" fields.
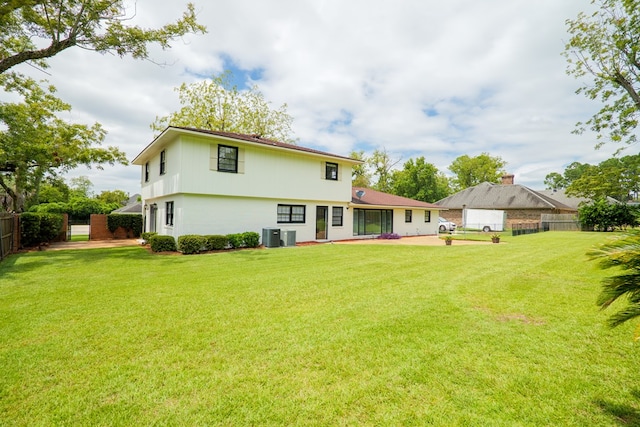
[
  {"xmin": 325, "ymin": 162, "xmax": 338, "ymax": 180},
  {"xmin": 424, "ymin": 211, "xmax": 431, "ymax": 223},
  {"xmin": 218, "ymin": 145, "xmax": 239, "ymax": 173},
  {"xmin": 144, "ymin": 162, "xmax": 150, "ymax": 182},
  {"xmin": 160, "ymin": 150, "xmax": 166, "ymax": 175},
  {"xmin": 405, "ymin": 210, "xmax": 412, "ymax": 223}
]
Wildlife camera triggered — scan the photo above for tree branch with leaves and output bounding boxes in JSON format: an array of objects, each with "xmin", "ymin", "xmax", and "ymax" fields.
[
  {"xmin": 0, "ymin": 74, "xmax": 127, "ymax": 212},
  {"xmin": 564, "ymin": 0, "xmax": 640, "ymax": 147},
  {"xmin": 152, "ymin": 71, "xmax": 295, "ymax": 143},
  {"xmin": 0, "ymin": 1, "xmax": 206, "ymax": 74}
]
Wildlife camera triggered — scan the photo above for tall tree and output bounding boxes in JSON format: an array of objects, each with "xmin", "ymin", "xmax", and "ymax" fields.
[
  {"xmin": 152, "ymin": 71, "xmax": 295, "ymax": 143},
  {"xmin": 563, "ymin": 161, "xmax": 591, "ymax": 186},
  {"xmin": 564, "ymin": 0, "xmax": 640, "ymax": 147},
  {"xmin": 35, "ymin": 177, "xmax": 70, "ymax": 205},
  {"xmin": 390, "ymin": 157, "xmax": 451, "ymax": 202},
  {"xmin": 448, "ymin": 153, "xmax": 506, "ymax": 191},
  {"xmin": 350, "ymin": 150, "xmax": 371, "ymax": 188},
  {"xmin": 567, "ymin": 155, "xmax": 640, "ymax": 201},
  {"xmin": 96, "ymin": 189, "xmax": 130, "ymax": 206},
  {"xmin": 0, "ymin": 1, "xmax": 206, "ymax": 74},
  {"xmin": 69, "ymin": 176, "xmax": 94, "ymax": 199},
  {"xmin": 544, "ymin": 172, "xmax": 567, "ymax": 190},
  {"xmin": 0, "ymin": 75, "xmax": 127, "ymax": 212},
  {"xmin": 368, "ymin": 148, "xmax": 400, "ymax": 193}
]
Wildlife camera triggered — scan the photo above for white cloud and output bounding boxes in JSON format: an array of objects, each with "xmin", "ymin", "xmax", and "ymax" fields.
[{"xmin": 11, "ymin": 0, "xmax": 618, "ymax": 195}]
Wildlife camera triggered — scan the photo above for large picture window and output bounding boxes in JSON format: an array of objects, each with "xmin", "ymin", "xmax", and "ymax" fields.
[
  {"xmin": 353, "ymin": 209, "xmax": 393, "ymax": 236},
  {"xmin": 218, "ymin": 145, "xmax": 239, "ymax": 173},
  {"xmin": 277, "ymin": 204, "xmax": 306, "ymax": 223}
]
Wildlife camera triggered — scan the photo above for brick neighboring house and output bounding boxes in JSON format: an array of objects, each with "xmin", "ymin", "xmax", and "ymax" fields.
[{"xmin": 435, "ymin": 175, "xmax": 578, "ymax": 228}]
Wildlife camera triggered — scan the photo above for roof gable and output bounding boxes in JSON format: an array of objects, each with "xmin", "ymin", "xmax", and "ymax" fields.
[{"xmin": 436, "ymin": 182, "xmax": 574, "ymax": 210}]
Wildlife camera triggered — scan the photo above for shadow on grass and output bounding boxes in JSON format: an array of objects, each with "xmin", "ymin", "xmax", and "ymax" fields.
[
  {"xmin": 596, "ymin": 388, "xmax": 640, "ymax": 426},
  {"xmin": 0, "ymin": 246, "xmax": 153, "ymax": 279}
]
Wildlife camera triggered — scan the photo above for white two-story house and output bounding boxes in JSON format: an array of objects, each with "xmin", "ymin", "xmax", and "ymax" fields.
[{"xmin": 132, "ymin": 127, "xmax": 442, "ymax": 243}]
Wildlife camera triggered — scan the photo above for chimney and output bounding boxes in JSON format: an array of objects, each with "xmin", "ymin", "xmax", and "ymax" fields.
[{"xmin": 501, "ymin": 174, "xmax": 514, "ymax": 185}]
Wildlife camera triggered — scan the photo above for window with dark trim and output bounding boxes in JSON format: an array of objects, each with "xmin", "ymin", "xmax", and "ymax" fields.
[
  {"xmin": 424, "ymin": 211, "xmax": 431, "ymax": 222},
  {"xmin": 325, "ymin": 162, "xmax": 338, "ymax": 180},
  {"xmin": 218, "ymin": 145, "xmax": 239, "ymax": 173},
  {"xmin": 277, "ymin": 204, "xmax": 306, "ymax": 223},
  {"xmin": 405, "ymin": 210, "xmax": 412, "ymax": 223},
  {"xmin": 160, "ymin": 150, "xmax": 166, "ymax": 175},
  {"xmin": 166, "ymin": 201, "xmax": 174, "ymax": 226},
  {"xmin": 332, "ymin": 207, "xmax": 343, "ymax": 226},
  {"xmin": 353, "ymin": 209, "xmax": 393, "ymax": 235},
  {"xmin": 144, "ymin": 162, "xmax": 150, "ymax": 182}
]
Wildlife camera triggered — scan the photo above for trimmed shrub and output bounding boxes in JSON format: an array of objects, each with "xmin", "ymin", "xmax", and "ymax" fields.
[
  {"xmin": 227, "ymin": 233, "xmax": 244, "ymax": 249},
  {"xmin": 106, "ymin": 214, "xmax": 142, "ymax": 237},
  {"xmin": 178, "ymin": 235, "xmax": 206, "ymax": 255},
  {"xmin": 39, "ymin": 213, "xmax": 64, "ymax": 242},
  {"xmin": 149, "ymin": 235, "xmax": 177, "ymax": 252},
  {"xmin": 243, "ymin": 231, "xmax": 260, "ymax": 248},
  {"xmin": 204, "ymin": 235, "xmax": 228, "ymax": 251},
  {"xmin": 20, "ymin": 212, "xmax": 64, "ymax": 247},
  {"xmin": 141, "ymin": 232, "xmax": 157, "ymax": 242},
  {"xmin": 20, "ymin": 213, "xmax": 41, "ymax": 247}
]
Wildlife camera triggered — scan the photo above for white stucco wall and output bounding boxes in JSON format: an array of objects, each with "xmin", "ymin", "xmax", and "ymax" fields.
[
  {"xmin": 171, "ymin": 135, "xmax": 354, "ymax": 202},
  {"xmin": 144, "ymin": 194, "xmax": 356, "ymax": 243},
  {"xmin": 137, "ymin": 131, "xmax": 440, "ymax": 242},
  {"xmin": 392, "ymin": 208, "xmax": 439, "ymax": 236},
  {"xmin": 143, "ymin": 194, "xmax": 440, "ymax": 242}
]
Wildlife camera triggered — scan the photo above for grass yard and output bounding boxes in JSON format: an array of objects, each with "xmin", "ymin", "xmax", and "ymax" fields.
[{"xmin": 1, "ymin": 232, "xmax": 639, "ymax": 425}]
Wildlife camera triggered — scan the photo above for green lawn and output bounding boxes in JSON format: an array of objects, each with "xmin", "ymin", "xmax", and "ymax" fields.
[{"xmin": 1, "ymin": 232, "xmax": 639, "ymax": 425}]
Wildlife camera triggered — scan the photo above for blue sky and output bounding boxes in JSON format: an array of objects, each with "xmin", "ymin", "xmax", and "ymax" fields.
[{"xmin": 13, "ymin": 0, "xmax": 621, "ymax": 196}]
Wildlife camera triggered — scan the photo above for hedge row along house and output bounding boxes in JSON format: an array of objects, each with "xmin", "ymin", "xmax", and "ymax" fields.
[{"xmin": 132, "ymin": 127, "xmax": 443, "ymax": 244}]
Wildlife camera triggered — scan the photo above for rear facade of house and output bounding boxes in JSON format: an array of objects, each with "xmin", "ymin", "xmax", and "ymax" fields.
[{"xmin": 132, "ymin": 127, "xmax": 441, "ymax": 243}]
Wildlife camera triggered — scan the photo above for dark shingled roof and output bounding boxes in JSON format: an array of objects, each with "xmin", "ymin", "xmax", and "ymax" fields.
[
  {"xmin": 436, "ymin": 182, "xmax": 575, "ymax": 211},
  {"xmin": 112, "ymin": 202, "xmax": 142, "ymax": 214},
  {"xmin": 351, "ymin": 187, "xmax": 442, "ymax": 209}
]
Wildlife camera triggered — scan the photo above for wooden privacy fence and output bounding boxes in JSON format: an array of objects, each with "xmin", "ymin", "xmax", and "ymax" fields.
[
  {"xmin": 0, "ymin": 214, "xmax": 14, "ymax": 261},
  {"xmin": 540, "ymin": 214, "xmax": 583, "ymax": 231}
]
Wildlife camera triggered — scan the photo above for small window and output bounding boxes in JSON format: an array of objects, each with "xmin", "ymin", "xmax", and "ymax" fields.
[
  {"xmin": 424, "ymin": 211, "xmax": 431, "ymax": 223},
  {"xmin": 160, "ymin": 150, "xmax": 166, "ymax": 175},
  {"xmin": 325, "ymin": 162, "xmax": 338, "ymax": 180},
  {"xmin": 166, "ymin": 201, "xmax": 174, "ymax": 226},
  {"xmin": 144, "ymin": 162, "xmax": 150, "ymax": 182},
  {"xmin": 218, "ymin": 145, "xmax": 239, "ymax": 173},
  {"xmin": 405, "ymin": 210, "xmax": 412, "ymax": 223},
  {"xmin": 277, "ymin": 204, "xmax": 306, "ymax": 223},
  {"xmin": 332, "ymin": 207, "xmax": 343, "ymax": 226}
]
